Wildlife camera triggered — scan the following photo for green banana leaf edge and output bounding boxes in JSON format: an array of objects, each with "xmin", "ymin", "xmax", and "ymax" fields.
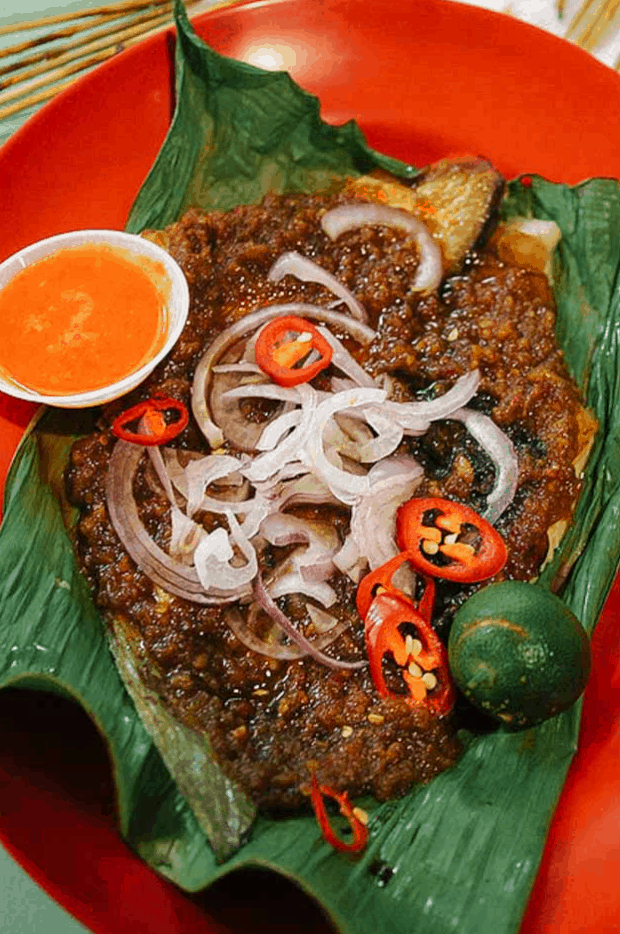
[{"xmin": 1, "ymin": 2, "xmax": 620, "ymax": 932}]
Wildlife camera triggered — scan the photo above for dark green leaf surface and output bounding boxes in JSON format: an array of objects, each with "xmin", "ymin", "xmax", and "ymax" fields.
[
  {"xmin": 126, "ymin": 0, "xmax": 415, "ymax": 233},
  {"xmin": 1, "ymin": 4, "xmax": 620, "ymax": 932}
]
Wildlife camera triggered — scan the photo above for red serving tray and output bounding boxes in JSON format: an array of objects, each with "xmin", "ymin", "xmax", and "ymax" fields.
[{"xmin": 1, "ymin": 2, "xmax": 620, "ymax": 932}]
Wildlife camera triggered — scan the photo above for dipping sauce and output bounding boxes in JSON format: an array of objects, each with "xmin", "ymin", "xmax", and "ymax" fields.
[{"xmin": 0, "ymin": 243, "xmax": 168, "ymax": 396}]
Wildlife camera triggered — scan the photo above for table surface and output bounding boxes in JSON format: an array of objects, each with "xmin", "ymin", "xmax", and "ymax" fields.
[{"xmin": 1, "ymin": 0, "xmax": 619, "ymax": 932}]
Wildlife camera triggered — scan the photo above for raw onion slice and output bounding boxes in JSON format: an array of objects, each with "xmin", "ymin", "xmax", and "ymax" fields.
[
  {"xmin": 255, "ymin": 408, "xmax": 302, "ymax": 452},
  {"xmin": 222, "ymin": 384, "xmax": 302, "ymax": 405},
  {"xmin": 254, "ymin": 573, "xmax": 366, "ymax": 669},
  {"xmin": 269, "ymin": 572, "xmax": 337, "ymax": 608},
  {"xmin": 305, "ymin": 604, "xmax": 340, "ymax": 634},
  {"xmin": 209, "ymin": 366, "xmax": 293, "ymax": 453},
  {"xmin": 259, "ymin": 512, "xmax": 340, "ymax": 583},
  {"xmin": 192, "ymin": 303, "xmax": 376, "ymax": 449},
  {"xmin": 180, "ymin": 454, "xmax": 270, "ymax": 540},
  {"xmin": 385, "ymin": 369, "xmax": 481, "ymax": 430},
  {"xmin": 257, "ymin": 470, "xmax": 341, "ymax": 511},
  {"xmin": 169, "ymin": 509, "xmax": 206, "ymax": 564},
  {"xmin": 224, "ymin": 600, "xmax": 350, "ymax": 662},
  {"xmin": 213, "ymin": 362, "xmax": 263, "ymax": 375},
  {"xmin": 317, "ymin": 326, "xmax": 377, "ymax": 388},
  {"xmin": 106, "ymin": 442, "xmax": 249, "ymax": 604},
  {"xmin": 332, "ymin": 533, "xmax": 368, "ymax": 583},
  {"xmin": 141, "ymin": 439, "xmax": 206, "ymax": 562},
  {"xmin": 357, "ymin": 407, "xmax": 404, "ymax": 462},
  {"xmin": 242, "ymin": 383, "xmax": 319, "ymax": 484},
  {"xmin": 451, "ymin": 407, "xmax": 519, "ymax": 523},
  {"xmin": 194, "ymin": 510, "xmax": 258, "ymax": 594},
  {"xmin": 349, "ymin": 455, "xmax": 423, "ymax": 583},
  {"xmin": 267, "ymin": 250, "xmax": 367, "ymax": 322},
  {"xmin": 321, "ymin": 203, "xmax": 443, "ymax": 294},
  {"xmin": 180, "ymin": 454, "xmax": 250, "ymax": 517},
  {"xmin": 304, "ymin": 387, "xmax": 387, "ymax": 505}
]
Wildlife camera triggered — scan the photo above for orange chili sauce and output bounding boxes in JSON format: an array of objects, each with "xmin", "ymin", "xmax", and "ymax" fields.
[{"xmin": 0, "ymin": 243, "xmax": 168, "ymax": 396}]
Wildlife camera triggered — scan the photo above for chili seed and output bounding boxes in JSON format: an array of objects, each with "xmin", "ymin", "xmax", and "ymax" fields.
[
  {"xmin": 408, "ymin": 661, "xmax": 423, "ymax": 678},
  {"xmin": 406, "ymin": 635, "xmax": 423, "ymax": 658},
  {"xmin": 341, "ymin": 725, "xmax": 353, "ymax": 738},
  {"xmin": 421, "ymin": 539, "xmax": 439, "ymax": 555},
  {"xmin": 422, "ymin": 672, "xmax": 437, "ymax": 690}
]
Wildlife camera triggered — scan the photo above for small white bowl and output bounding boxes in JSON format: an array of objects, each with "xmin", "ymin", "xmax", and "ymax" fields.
[{"xmin": 0, "ymin": 229, "xmax": 189, "ymax": 409}]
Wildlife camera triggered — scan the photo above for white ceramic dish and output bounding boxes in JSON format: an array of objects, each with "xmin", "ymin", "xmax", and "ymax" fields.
[{"xmin": 0, "ymin": 229, "xmax": 189, "ymax": 408}]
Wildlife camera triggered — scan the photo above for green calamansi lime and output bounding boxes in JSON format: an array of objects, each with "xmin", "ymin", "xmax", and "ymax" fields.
[{"xmin": 448, "ymin": 581, "xmax": 591, "ymax": 729}]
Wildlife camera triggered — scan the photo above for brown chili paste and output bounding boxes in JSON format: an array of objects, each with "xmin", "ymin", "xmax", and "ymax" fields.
[{"xmin": 66, "ymin": 188, "xmax": 591, "ymax": 810}]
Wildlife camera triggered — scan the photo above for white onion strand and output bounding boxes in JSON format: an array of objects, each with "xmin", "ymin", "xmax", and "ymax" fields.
[{"xmin": 321, "ymin": 203, "xmax": 443, "ymax": 293}]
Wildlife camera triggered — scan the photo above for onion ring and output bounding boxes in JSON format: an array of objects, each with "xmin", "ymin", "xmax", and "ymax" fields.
[
  {"xmin": 267, "ymin": 251, "xmax": 367, "ymax": 322},
  {"xmin": 321, "ymin": 203, "xmax": 443, "ymax": 294},
  {"xmin": 192, "ymin": 303, "xmax": 376, "ymax": 449},
  {"xmin": 451, "ymin": 407, "xmax": 519, "ymax": 523},
  {"xmin": 253, "ymin": 573, "xmax": 366, "ymax": 670},
  {"xmin": 106, "ymin": 442, "xmax": 250, "ymax": 604}
]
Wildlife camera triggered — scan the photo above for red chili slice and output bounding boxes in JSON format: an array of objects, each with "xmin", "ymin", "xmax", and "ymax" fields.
[
  {"xmin": 254, "ymin": 315, "xmax": 333, "ymax": 387},
  {"xmin": 363, "ymin": 589, "xmax": 455, "ymax": 717},
  {"xmin": 310, "ymin": 774, "xmax": 368, "ymax": 855},
  {"xmin": 396, "ymin": 496, "xmax": 507, "ymax": 583},
  {"xmin": 356, "ymin": 552, "xmax": 435, "ymax": 621},
  {"xmin": 112, "ymin": 395, "xmax": 189, "ymax": 446}
]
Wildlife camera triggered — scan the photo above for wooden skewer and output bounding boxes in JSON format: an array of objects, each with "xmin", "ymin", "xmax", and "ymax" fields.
[
  {"xmin": 0, "ymin": 6, "xmax": 174, "ymax": 90},
  {"xmin": 0, "ymin": 0, "xmax": 174, "ymax": 38},
  {"xmin": 0, "ymin": 0, "xmax": 208, "ymax": 123},
  {"xmin": 566, "ymin": 0, "xmax": 600, "ymax": 35},
  {"xmin": 567, "ymin": 0, "xmax": 620, "ymax": 50},
  {"xmin": 0, "ymin": 7, "xmax": 170, "ymax": 75},
  {"xmin": 0, "ymin": 76, "xmax": 78, "ymax": 121},
  {"xmin": 580, "ymin": 0, "xmax": 620, "ymax": 50},
  {"xmin": 0, "ymin": 16, "xmax": 182, "ymax": 122},
  {"xmin": 0, "ymin": 16, "xmax": 114, "ymax": 64},
  {"xmin": 0, "ymin": 20, "xmax": 163, "ymax": 122}
]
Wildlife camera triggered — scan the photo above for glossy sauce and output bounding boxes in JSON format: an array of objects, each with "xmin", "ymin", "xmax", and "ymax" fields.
[{"xmin": 0, "ymin": 243, "xmax": 167, "ymax": 395}]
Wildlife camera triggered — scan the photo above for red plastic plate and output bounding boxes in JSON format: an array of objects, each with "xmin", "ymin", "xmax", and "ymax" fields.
[{"xmin": 1, "ymin": 2, "xmax": 620, "ymax": 932}]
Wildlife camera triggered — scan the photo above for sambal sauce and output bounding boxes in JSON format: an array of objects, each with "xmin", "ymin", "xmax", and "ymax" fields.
[{"xmin": 0, "ymin": 243, "xmax": 167, "ymax": 395}]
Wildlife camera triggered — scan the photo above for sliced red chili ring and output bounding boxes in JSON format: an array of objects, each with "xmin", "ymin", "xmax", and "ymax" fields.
[
  {"xmin": 396, "ymin": 496, "xmax": 507, "ymax": 583},
  {"xmin": 310, "ymin": 774, "xmax": 368, "ymax": 855},
  {"xmin": 112, "ymin": 395, "xmax": 189, "ymax": 446},
  {"xmin": 356, "ymin": 552, "xmax": 436, "ymax": 622},
  {"xmin": 254, "ymin": 315, "xmax": 333, "ymax": 387},
  {"xmin": 363, "ymin": 589, "xmax": 455, "ymax": 717}
]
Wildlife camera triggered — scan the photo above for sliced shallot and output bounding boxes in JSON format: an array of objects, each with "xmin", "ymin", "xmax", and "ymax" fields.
[
  {"xmin": 192, "ymin": 303, "xmax": 375, "ymax": 449},
  {"xmin": 321, "ymin": 203, "xmax": 443, "ymax": 294},
  {"xmin": 385, "ymin": 369, "xmax": 481, "ymax": 431},
  {"xmin": 304, "ymin": 387, "xmax": 387, "ymax": 505},
  {"xmin": 254, "ymin": 573, "xmax": 366, "ymax": 670},
  {"xmin": 259, "ymin": 512, "xmax": 340, "ymax": 583},
  {"xmin": 194, "ymin": 510, "xmax": 258, "ymax": 595},
  {"xmin": 348, "ymin": 456, "xmax": 423, "ymax": 593},
  {"xmin": 317, "ymin": 326, "xmax": 377, "ymax": 388},
  {"xmin": 267, "ymin": 251, "xmax": 367, "ymax": 322},
  {"xmin": 451, "ymin": 407, "xmax": 519, "ymax": 523},
  {"xmin": 106, "ymin": 442, "xmax": 250, "ymax": 604},
  {"xmin": 224, "ymin": 601, "xmax": 351, "ymax": 662}
]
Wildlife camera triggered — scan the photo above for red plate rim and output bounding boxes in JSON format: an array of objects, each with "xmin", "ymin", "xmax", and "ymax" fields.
[{"xmin": 1, "ymin": 2, "xmax": 620, "ymax": 933}]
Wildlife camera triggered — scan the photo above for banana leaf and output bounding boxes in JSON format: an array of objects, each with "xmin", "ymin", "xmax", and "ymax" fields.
[{"xmin": 2, "ymin": 2, "xmax": 620, "ymax": 932}]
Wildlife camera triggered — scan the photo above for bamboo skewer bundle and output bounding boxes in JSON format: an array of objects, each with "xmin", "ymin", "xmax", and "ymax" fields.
[
  {"xmin": 0, "ymin": 0, "xmax": 203, "ymax": 122},
  {"xmin": 1, "ymin": 0, "xmax": 619, "ymax": 126},
  {"xmin": 557, "ymin": 0, "xmax": 620, "ymax": 66}
]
